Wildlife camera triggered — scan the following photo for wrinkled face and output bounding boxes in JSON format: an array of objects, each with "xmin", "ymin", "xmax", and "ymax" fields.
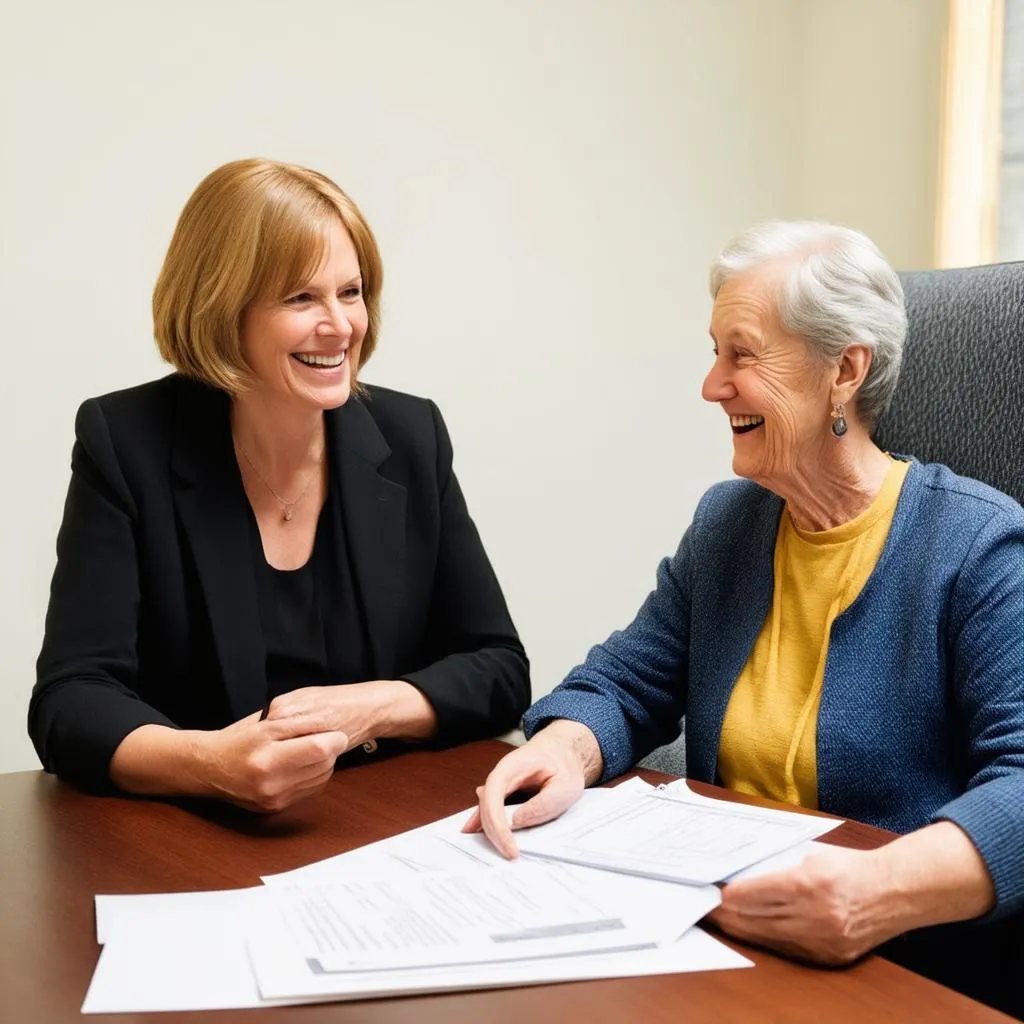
[
  {"xmin": 703, "ymin": 270, "xmax": 833, "ymax": 485},
  {"xmin": 239, "ymin": 219, "xmax": 368, "ymax": 412}
]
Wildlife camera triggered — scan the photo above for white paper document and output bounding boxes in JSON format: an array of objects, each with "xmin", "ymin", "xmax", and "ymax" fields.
[
  {"xmin": 262, "ymin": 819, "xmax": 503, "ymax": 885},
  {"xmin": 95, "ymin": 886, "xmax": 267, "ymax": 945},
  {"xmin": 259, "ymin": 781, "xmax": 647, "ymax": 886},
  {"xmin": 82, "ymin": 782, "xmax": 756, "ymax": 1014},
  {"xmin": 724, "ymin": 839, "xmax": 832, "ymax": 883},
  {"xmin": 249, "ymin": 860, "xmax": 721, "ymax": 999},
  {"xmin": 260, "ymin": 863, "xmax": 685, "ymax": 975},
  {"xmin": 516, "ymin": 780, "xmax": 842, "ymax": 885},
  {"xmin": 83, "ymin": 920, "xmax": 750, "ymax": 1013},
  {"xmin": 84, "ymin": 857, "xmax": 739, "ymax": 1013}
]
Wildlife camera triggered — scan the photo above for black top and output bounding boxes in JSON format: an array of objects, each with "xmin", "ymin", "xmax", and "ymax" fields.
[
  {"xmin": 30, "ymin": 375, "xmax": 530, "ymax": 793},
  {"xmin": 249, "ymin": 470, "xmax": 370, "ymax": 702}
]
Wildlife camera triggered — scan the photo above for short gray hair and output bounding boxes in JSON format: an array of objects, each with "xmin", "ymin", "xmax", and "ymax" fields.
[{"xmin": 709, "ymin": 221, "xmax": 906, "ymax": 429}]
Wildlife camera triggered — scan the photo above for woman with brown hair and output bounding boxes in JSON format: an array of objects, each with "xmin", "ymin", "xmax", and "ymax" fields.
[{"xmin": 30, "ymin": 158, "xmax": 529, "ymax": 812}]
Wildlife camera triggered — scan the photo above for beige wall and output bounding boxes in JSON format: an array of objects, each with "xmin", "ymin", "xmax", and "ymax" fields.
[
  {"xmin": 0, "ymin": 0, "xmax": 944, "ymax": 773},
  {"xmin": 790, "ymin": 0, "xmax": 948, "ymax": 269}
]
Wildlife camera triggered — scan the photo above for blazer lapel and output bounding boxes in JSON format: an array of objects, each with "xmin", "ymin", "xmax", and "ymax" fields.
[
  {"xmin": 170, "ymin": 380, "xmax": 266, "ymax": 720},
  {"xmin": 330, "ymin": 396, "xmax": 407, "ymax": 681}
]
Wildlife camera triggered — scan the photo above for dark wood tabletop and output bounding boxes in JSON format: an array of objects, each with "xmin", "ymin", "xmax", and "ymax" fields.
[{"xmin": 0, "ymin": 739, "xmax": 1013, "ymax": 1023}]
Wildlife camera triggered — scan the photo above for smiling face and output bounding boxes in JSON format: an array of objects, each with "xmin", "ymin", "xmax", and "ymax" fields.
[
  {"xmin": 239, "ymin": 218, "xmax": 367, "ymax": 412},
  {"xmin": 703, "ymin": 269, "xmax": 835, "ymax": 487}
]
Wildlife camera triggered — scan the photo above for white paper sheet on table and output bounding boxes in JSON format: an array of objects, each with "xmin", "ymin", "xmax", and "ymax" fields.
[
  {"xmin": 248, "ymin": 858, "xmax": 723, "ymax": 999},
  {"xmin": 94, "ymin": 785, "xmax": 644, "ymax": 952},
  {"xmin": 262, "ymin": 816, "xmax": 501, "ymax": 885},
  {"xmin": 83, "ymin": 855, "xmax": 744, "ymax": 1013},
  {"xmin": 82, "ymin": 920, "xmax": 751, "ymax": 1013},
  {"xmin": 259, "ymin": 862, "xmax": 700, "ymax": 975},
  {"xmin": 95, "ymin": 886, "xmax": 267, "ymax": 945},
  {"xmin": 724, "ymin": 839, "xmax": 832, "ymax": 882},
  {"xmin": 83, "ymin": 781, "xmax": 752, "ymax": 1014},
  {"xmin": 259, "ymin": 779, "xmax": 650, "ymax": 886},
  {"xmin": 516, "ymin": 779, "xmax": 843, "ymax": 885}
]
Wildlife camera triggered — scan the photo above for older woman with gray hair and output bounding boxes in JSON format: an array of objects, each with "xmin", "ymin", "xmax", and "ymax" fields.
[{"xmin": 467, "ymin": 221, "xmax": 1024, "ymax": 1010}]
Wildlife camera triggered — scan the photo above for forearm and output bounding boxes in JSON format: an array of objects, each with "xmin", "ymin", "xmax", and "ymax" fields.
[
  {"xmin": 401, "ymin": 645, "xmax": 529, "ymax": 743},
  {"xmin": 370, "ymin": 680, "xmax": 439, "ymax": 742},
  {"xmin": 866, "ymin": 821, "xmax": 996, "ymax": 938},
  {"xmin": 108, "ymin": 724, "xmax": 217, "ymax": 798},
  {"xmin": 535, "ymin": 719, "xmax": 605, "ymax": 787}
]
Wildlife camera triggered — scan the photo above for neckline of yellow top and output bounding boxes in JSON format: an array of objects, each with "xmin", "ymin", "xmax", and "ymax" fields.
[{"xmin": 785, "ymin": 456, "xmax": 910, "ymax": 546}]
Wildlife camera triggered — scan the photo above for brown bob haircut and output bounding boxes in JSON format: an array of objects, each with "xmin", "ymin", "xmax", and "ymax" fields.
[{"xmin": 153, "ymin": 158, "xmax": 383, "ymax": 395}]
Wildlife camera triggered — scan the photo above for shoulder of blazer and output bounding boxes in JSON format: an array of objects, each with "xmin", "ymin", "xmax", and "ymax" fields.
[
  {"xmin": 82, "ymin": 374, "xmax": 205, "ymax": 447},
  {"xmin": 89, "ymin": 372, "xmax": 185, "ymax": 415},
  {"xmin": 683, "ymin": 478, "xmax": 783, "ymax": 586},
  {"xmin": 85, "ymin": 376, "xmax": 443, "ymax": 450},
  {"xmin": 348, "ymin": 384, "xmax": 446, "ymax": 467},
  {"xmin": 691, "ymin": 478, "xmax": 781, "ymax": 538},
  {"xmin": 358, "ymin": 383, "xmax": 436, "ymax": 432},
  {"xmin": 77, "ymin": 375, "xmax": 227, "ymax": 498},
  {"xmin": 910, "ymin": 459, "xmax": 1024, "ymax": 523}
]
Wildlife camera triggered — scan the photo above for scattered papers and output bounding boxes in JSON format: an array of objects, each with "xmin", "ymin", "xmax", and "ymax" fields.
[
  {"xmin": 260, "ymin": 779, "xmax": 650, "ymax": 887},
  {"xmin": 83, "ymin": 916, "xmax": 750, "ymax": 1013},
  {"xmin": 723, "ymin": 839, "xmax": 831, "ymax": 883},
  {"xmin": 260, "ymin": 808, "xmax": 504, "ymax": 886},
  {"xmin": 260, "ymin": 864, "xmax": 689, "ymax": 975},
  {"xmin": 250, "ymin": 862, "xmax": 722, "ymax": 1000},
  {"xmin": 95, "ymin": 886, "xmax": 266, "ymax": 945},
  {"xmin": 83, "ymin": 778, "xmax": 843, "ymax": 1013},
  {"xmin": 517, "ymin": 780, "xmax": 842, "ymax": 885}
]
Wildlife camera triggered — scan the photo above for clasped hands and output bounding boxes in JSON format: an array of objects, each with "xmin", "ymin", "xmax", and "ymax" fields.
[
  {"xmin": 462, "ymin": 732, "xmax": 894, "ymax": 967},
  {"xmin": 201, "ymin": 680, "xmax": 422, "ymax": 814}
]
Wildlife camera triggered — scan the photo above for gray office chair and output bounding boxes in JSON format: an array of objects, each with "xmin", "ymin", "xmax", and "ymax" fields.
[
  {"xmin": 878, "ymin": 267, "xmax": 1024, "ymax": 1016},
  {"xmin": 876, "ymin": 261, "xmax": 1024, "ymax": 506},
  {"xmin": 640, "ymin": 261, "xmax": 1024, "ymax": 776}
]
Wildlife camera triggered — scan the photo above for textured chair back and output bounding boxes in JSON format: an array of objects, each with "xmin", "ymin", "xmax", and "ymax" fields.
[{"xmin": 875, "ymin": 263, "xmax": 1024, "ymax": 506}]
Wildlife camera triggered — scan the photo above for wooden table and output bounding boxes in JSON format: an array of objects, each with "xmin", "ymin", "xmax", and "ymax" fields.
[{"xmin": 0, "ymin": 740, "xmax": 1012, "ymax": 1022}]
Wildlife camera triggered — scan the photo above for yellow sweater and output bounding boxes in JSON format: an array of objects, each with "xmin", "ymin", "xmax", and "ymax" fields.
[{"xmin": 717, "ymin": 458, "xmax": 910, "ymax": 808}]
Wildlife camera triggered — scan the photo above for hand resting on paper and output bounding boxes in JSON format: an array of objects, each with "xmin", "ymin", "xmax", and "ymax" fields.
[
  {"xmin": 707, "ymin": 822, "xmax": 996, "ymax": 966},
  {"xmin": 708, "ymin": 844, "xmax": 888, "ymax": 965},
  {"xmin": 462, "ymin": 720, "xmax": 604, "ymax": 858}
]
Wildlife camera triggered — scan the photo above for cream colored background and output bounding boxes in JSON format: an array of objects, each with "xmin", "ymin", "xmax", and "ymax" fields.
[{"xmin": 0, "ymin": 0, "xmax": 946, "ymax": 773}]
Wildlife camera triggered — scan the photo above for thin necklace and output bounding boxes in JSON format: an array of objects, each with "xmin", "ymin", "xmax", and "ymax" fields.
[{"xmin": 235, "ymin": 438, "xmax": 324, "ymax": 523}]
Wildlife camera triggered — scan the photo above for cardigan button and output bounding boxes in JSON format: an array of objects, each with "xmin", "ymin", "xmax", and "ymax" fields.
[{"xmin": 362, "ymin": 739, "xmax": 378, "ymax": 754}]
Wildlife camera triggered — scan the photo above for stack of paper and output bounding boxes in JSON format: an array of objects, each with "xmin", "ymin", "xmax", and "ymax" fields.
[
  {"xmin": 516, "ymin": 779, "xmax": 842, "ymax": 883},
  {"xmin": 82, "ymin": 779, "xmax": 840, "ymax": 1013}
]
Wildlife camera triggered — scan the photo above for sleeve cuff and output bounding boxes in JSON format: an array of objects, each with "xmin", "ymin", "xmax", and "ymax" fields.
[{"xmin": 523, "ymin": 689, "xmax": 639, "ymax": 781}]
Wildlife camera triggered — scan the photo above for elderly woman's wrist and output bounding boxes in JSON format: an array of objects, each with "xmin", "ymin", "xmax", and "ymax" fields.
[
  {"xmin": 846, "ymin": 850, "xmax": 916, "ymax": 949},
  {"xmin": 535, "ymin": 719, "xmax": 604, "ymax": 785},
  {"xmin": 867, "ymin": 823, "xmax": 996, "ymax": 931}
]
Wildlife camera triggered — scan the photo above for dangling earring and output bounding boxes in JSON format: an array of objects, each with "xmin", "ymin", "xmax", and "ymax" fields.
[{"xmin": 831, "ymin": 402, "xmax": 848, "ymax": 438}]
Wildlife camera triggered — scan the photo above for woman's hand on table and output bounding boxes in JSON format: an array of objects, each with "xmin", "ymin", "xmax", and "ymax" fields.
[
  {"xmin": 111, "ymin": 716, "xmax": 349, "ymax": 814},
  {"xmin": 197, "ymin": 711, "xmax": 350, "ymax": 813},
  {"xmin": 114, "ymin": 682, "xmax": 438, "ymax": 813},
  {"xmin": 708, "ymin": 821, "xmax": 996, "ymax": 965},
  {"xmin": 707, "ymin": 844, "xmax": 893, "ymax": 965},
  {"xmin": 462, "ymin": 720, "xmax": 604, "ymax": 859}
]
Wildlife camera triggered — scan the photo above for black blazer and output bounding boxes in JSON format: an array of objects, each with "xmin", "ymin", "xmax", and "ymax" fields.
[{"xmin": 30, "ymin": 375, "xmax": 530, "ymax": 792}]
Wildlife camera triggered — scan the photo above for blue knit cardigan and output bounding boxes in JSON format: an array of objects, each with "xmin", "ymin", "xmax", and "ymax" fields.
[{"xmin": 524, "ymin": 460, "xmax": 1024, "ymax": 917}]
